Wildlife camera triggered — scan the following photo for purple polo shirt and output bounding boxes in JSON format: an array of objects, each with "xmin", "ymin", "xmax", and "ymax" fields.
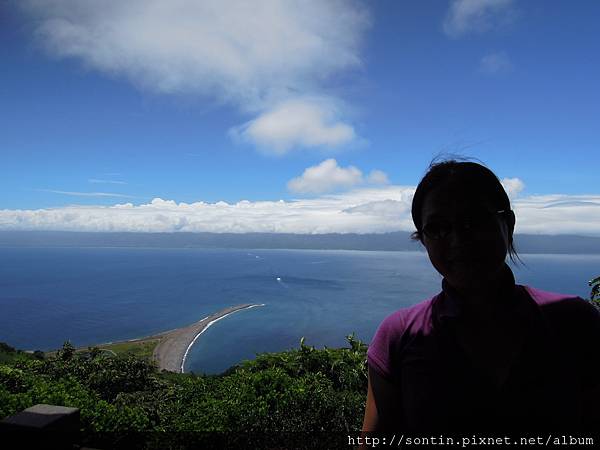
[{"xmin": 367, "ymin": 269, "xmax": 600, "ymax": 432}]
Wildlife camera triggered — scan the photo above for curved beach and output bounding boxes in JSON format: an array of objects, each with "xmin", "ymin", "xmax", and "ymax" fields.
[{"xmin": 153, "ymin": 303, "xmax": 264, "ymax": 373}]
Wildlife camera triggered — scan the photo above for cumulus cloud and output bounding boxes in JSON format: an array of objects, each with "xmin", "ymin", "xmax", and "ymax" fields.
[
  {"xmin": 20, "ymin": 0, "xmax": 369, "ymax": 153},
  {"xmin": 479, "ymin": 51, "xmax": 513, "ymax": 74},
  {"xmin": 287, "ymin": 159, "xmax": 362, "ymax": 194},
  {"xmin": 367, "ymin": 170, "xmax": 390, "ymax": 185},
  {"xmin": 501, "ymin": 177, "xmax": 525, "ymax": 199},
  {"xmin": 230, "ymin": 98, "xmax": 356, "ymax": 154},
  {"xmin": 287, "ymin": 159, "xmax": 389, "ymax": 194},
  {"xmin": 443, "ymin": 0, "xmax": 514, "ymax": 37},
  {"xmin": 2, "ymin": 188, "xmax": 600, "ymax": 236}
]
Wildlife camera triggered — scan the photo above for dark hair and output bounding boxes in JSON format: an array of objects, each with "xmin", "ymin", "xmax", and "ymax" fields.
[{"xmin": 411, "ymin": 158, "xmax": 521, "ymax": 264}]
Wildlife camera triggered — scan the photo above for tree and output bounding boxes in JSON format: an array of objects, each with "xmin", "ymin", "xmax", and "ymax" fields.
[{"xmin": 58, "ymin": 341, "xmax": 75, "ymax": 361}]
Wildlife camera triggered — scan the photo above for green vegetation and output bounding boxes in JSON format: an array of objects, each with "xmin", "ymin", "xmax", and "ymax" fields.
[
  {"xmin": 0, "ymin": 335, "xmax": 368, "ymax": 449},
  {"xmin": 590, "ymin": 275, "xmax": 600, "ymax": 310},
  {"xmin": 0, "ymin": 342, "xmax": 43, "ymax": 365},
  {"xmin": 97, "ymin": 339, "xmax": 161, "ymax": 360},
  {"xmin": 44, "ymin": 338, "xmax": 160, "ymax": 361}
]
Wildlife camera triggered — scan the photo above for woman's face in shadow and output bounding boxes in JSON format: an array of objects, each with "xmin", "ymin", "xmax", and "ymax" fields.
[{"xmin": 420, "ymin": 181, "xmax": 512, "ymax": 291}]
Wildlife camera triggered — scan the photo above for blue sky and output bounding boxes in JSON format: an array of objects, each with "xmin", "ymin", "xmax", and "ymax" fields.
[{"xmin": 1, "ymin": 1, "xmax": 600, "ymax": 235}]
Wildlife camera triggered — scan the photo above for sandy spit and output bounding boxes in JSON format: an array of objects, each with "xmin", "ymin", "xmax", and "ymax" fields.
[{"xmin": 153, "ymin": 303, "xmax": 264, "ymax": 373}]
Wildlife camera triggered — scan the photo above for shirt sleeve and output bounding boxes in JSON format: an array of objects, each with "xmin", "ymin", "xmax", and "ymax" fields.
[{"xmin": 367, "ymin": 310, "xmax": 406, "ymax": 382}]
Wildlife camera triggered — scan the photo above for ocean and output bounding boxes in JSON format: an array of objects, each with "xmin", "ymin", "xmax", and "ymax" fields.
[{"xmin": 0, "ymin": 247, "xmax": 598, "ymax": 374}]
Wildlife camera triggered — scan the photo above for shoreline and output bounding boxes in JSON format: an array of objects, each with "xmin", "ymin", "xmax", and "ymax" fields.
[
  {"xmin": 77, "ymin": 304, "xmax": 265, "ymax": 373},
  {"xmin": 146, "ymin": 303, "xmax": 265, "ymax": 373},
  {"xmin": 178, "ymin": 304, "xmax": 265, "ymax": 373}
]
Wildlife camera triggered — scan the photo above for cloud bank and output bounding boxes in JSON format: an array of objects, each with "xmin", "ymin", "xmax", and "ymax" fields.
[
  {"xmin": 21, "ymin": 0, "xmax": 369, "ymax": 154},
  {"xmin": 287, "ymin": 159, "xmax": 389, "ymax": 194},
  {"xmin": 3, "ymin": 187, "xmax": 600, "ymax": 236},
  {"xmin": 0, "ymin": 187, "xmax": 414, "ymax": 234}
]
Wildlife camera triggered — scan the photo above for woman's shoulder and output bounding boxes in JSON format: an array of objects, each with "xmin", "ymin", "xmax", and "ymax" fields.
[
  {"xmin": 522, "ymin": 285, "xmax": 597, "ymax": 316},
  {"xmin": 376, "ymin": 294, "xmax": 439, "ymax": 336},
  {"xmin": 372, "ymin": 294, "xmax": 439, "ymax": 356},
  {"xmin": 522, "ymin": 285, "xmax": 580, "ymax": 305},
  {"xmin": 521, "ymin": 285, "xmax": 600, "ymax": 334},
  {"xmin": 367, "ymin": 294, "xmax": 440, "ymax": 380}
]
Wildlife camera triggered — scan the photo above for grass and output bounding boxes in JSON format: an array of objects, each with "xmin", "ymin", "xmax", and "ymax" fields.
[
  {"xmin": 97, "ymin": 339, "xmax": 161, "ymax": 360},
  {"xmin": 42, "ymin": 336, "xmax": 163, "ymax": 362}
]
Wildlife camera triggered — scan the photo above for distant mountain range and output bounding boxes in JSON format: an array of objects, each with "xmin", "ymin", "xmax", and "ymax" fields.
[{"xmin": 1, "ymin": 231, "xmax": 600, "ymax": 254}]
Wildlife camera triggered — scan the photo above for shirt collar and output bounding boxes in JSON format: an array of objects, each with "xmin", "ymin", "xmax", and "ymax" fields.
[{"xmin": 434, "ymin": 264, "xmax": 532, "ymax": 322}]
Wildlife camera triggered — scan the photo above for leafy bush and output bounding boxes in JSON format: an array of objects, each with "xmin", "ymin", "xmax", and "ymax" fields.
[
  {"xmin": 20, "ymin": 349, "xmax": 163, "ymax": 402},
  {"xmin": 239, "ymin": 333, "xmax": 368, "ymax": 392}
]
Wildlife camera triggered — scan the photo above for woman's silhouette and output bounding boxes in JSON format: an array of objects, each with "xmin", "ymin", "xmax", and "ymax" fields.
[{"xmin": 362, "ymin": 160, "xmax": 600, "ymax": 434}]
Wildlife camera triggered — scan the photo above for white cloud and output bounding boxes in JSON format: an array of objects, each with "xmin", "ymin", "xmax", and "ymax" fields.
[
  {"xmin": 2, "ymin": 188, "xmax": 600, "ymax": 236},
  {"xmin": 89, "ymin": 179, "xmax": 127, "ymax": 185},
  {"xmin": 287, "ymin": 159, "xmax": 389, "ymax": 194},
  {"xmin": 367, "ymin": 170, "xmax": 390, "ymax": 185},
  {"xmin": 443, "ymin": 0, "xmax": 514, "ymax": 37},
  {"xmin": 20, "ymin": 0, "xmax": 369, "ymax": 153},
  {"xmin": 37, "ymin": 189, "xmax": 136, "ymax": 199},
  {"xmin": 231, "ymin": 98, "xmax": 356, "ymax": 155},
  {"xmin": 0, "ymin": 187, "xmax": 415, "ymax": 234},
  {"xmin": 513, "ymin": 195, "xmax": 600, "ymax": 236},
  {"xmin": 501, "ymin": 177, "xmax": 525, "ymax": 199},
  {"xmin": 343, "ymin": 199, "xmax": 408, "ymax": 218},
  {"xmin": 287, "ymin": 159, "xmax": 362, "ymax": 194},
  {"xmin": 479, "ymin": 51, "xmax": 513, "ymax": 74}
]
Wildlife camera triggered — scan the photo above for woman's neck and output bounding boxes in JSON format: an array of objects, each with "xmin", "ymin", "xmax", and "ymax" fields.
[
  {"xmin": 452, "ymin": 266, "xmax": 514, "ymax": 318},
  {"xmin": 459, "ymin": 287, "xmax": 503, "ymax": 318}
]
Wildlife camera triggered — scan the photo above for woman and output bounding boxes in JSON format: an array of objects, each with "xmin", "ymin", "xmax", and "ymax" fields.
[{"xmin": 362, "ymin": 160, "xmax": 600, "ymax": 434}]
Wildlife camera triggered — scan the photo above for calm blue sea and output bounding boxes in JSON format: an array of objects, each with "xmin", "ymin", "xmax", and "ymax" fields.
[{"xmin": 0, "ymin": 247, "xmax": 598, "ymax": 374}]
